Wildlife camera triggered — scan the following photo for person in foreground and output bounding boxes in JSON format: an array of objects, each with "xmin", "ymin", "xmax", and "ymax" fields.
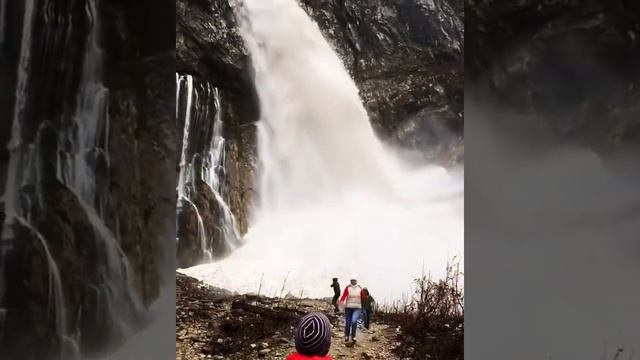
[
  {"xmin": 286, "ymin": 312, "xmax": 333, "ymax": 360},
  {"xmin": 339, "ymin": 274, "xmax": 365, "ymax": 343}
]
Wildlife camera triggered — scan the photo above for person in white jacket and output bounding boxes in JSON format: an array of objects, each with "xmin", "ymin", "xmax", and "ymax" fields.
[{"xmin": 338, "ymin": 274, "xmax": 367, "ymax": 343}]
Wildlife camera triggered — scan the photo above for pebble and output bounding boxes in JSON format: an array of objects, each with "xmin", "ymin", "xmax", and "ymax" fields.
[{"xmin": 361, "ymin": 351, "xmax": 373, "ymax": 359}]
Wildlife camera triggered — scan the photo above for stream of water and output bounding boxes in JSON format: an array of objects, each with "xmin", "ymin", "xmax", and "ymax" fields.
[
  {"xmin": 176, "ymin": 74, "xmax": 241, "ymax": 263},
  {"xmin": 1, "ymin": 1, "xmax": 146, "ymax": 358}
]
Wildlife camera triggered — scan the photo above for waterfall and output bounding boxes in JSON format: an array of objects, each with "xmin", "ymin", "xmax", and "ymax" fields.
[
  {"xmin": 2, "ymin": 0, "xmax": 36, "ymax": 242},
  {"xmin": 58, "ymin": 0, "xmax": 145, "ymax": 343},
  {"xmin": 0, "ymin": 1, "xmax": 38, "ymax": 343},
  {"xmin": 64, "ymin": 0, "xmax": 147, "ymax": 342},
  {"xmin": 1, "ymin": 1, "xmax": 145, "ymax": 358},
  {"xmin": 183, "ymin": 196, "xmax": 213, "ymax": 261},
  {"xmin": 15, "ymin": 217, "xmax": 80, "ymax": 360},
  {"xmin": 176, "ymin": 74, "xmax": 241, "ymax": 264},
  {"xmin": 61, "ymin": 0, "xmax": 110, "ymax": 213},
  {"xmin": 183, "ymin": 0, "xmax": 463, "ymax": 301},
  {"xmin": 177, "ymin": 74, "xmax": 194, "ymax": 202}
]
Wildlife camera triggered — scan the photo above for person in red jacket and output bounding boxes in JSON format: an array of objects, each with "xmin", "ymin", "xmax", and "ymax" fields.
[
  {"xmin": 285, "ymin": 312, "xmax": 333, "ymax": 360},
  {"xmin": 338, "ymin": 274, "xmax": 367, "ymax": 343}
]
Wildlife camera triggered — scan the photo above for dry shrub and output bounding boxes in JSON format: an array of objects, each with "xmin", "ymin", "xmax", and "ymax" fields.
[{"xmin": 378, "ymin": 258, "xmax": 464, "ymax": 360}]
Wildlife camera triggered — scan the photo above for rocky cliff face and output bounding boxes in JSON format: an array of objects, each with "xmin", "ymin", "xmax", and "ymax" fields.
[
  {"xmin": 299, "ymin": 0, "xmax": 464, "ymax": 161},
  {"xmin": 175, "ymin": 0, "xmax": 464, "ymax": 267},
  {"xmin": 176, "ymin": 0, "xmax": 258, "ymax": 267},
  {"xmin": 0, "ymin": 0, "xmax": 174, "ymax": 358},
  {"xmin": 102, "ymin": 0, "xmax": 176, "ymax": 297},
  {"xmin": 466, "ymin": 0, "xmax": 640, "ymax": 149}
]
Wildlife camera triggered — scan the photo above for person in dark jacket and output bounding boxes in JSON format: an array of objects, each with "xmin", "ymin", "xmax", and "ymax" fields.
[
  {"xmin": 330, "ymin": 278, "xmax": 340, "ymax": 312},
  {"xmin": 361, "ymin": 288, "xmax": 375, "ymax": 331}
]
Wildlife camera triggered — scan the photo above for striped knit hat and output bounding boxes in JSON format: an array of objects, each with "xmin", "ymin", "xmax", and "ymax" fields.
[{"xmin": 294, "ymin": 312, "xmax": 332, "ymax": 356}]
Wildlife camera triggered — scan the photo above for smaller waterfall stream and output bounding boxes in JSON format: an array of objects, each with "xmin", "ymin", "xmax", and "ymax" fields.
[
  {"xmin": 61, "ymin": 0, "xmax": 111, "ymax": 214},
  {"xmin": 183, "ymin": 196, "xmax": 213, "ymax": 261},
  {"xmin": 1, "ymin": 1, "xmax": 146, "ymax": 358},
  {"xmin": 2, "ymin": 0, "xmax": 36, "ymax": 241},
  {"xmin": 15, "ymin": 217, "xmax": 81, "ymax": 360},
  {"xmin": 176, "ymin": 74, "xmax": 241, "ymax": 264},
  {"xmin": 57, "ymin": 0, "xmax": 145, "ymax": 342}
]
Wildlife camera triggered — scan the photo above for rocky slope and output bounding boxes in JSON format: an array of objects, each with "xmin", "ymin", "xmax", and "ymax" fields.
[
  {"xmin": 176, "ymin": 273, "xmax": 403, "ymax": 360},
  {"xmin": 175, "ymin": 0, "xmax": 464, "ymax": 266},
  {"xmin": 466, "ymin": 0, "xmax": 640, "ymax": 149}
]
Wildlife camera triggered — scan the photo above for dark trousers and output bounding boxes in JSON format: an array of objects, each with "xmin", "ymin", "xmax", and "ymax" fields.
[
  {"xmin": 331, "ymin": 294, "xmax": 340, "ymax": 311},
  {"xmin": 363, "ymin": 308, "xmax": 371, "ymax": 329}
]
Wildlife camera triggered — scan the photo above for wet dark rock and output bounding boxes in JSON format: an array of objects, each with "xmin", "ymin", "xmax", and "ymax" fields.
[
  {"xmin": 2, "ymin": 178, "xmax": 128, "ymax": 358},
  {"xmin": 177, "ymin": 178, "xmax": 235, "ymax": 268},
  {"xmin": 300, "ymin": 0, "xmax": 464, "ymax": 161},
  {"xmin": 225, "ymin": 121, "xmax": 257, "ymax": 234},
  {"xmin": 102, "ymin": 0, "xmax": 176, "ymax": 301},
  {"xmin": 174, "ymin": 75, "xmax": 221, "ymax": 269},
  {"xmin": 177, "ymin": 197, "xmax": 202, "ymax": 269},
  {"xmin": 175, "ymin": 72, "xmax": 251, "ymax": 267},
  {"xmin": 176, "ymin": 0, "xmax": 259, "ymax": 267},
  {"xmin": 466, "ymin": 0, "xmax": 640, "ymax": 149},
  {"xmin": 1, "ymin": 0, "xmax": 174, "ymax": 358}
]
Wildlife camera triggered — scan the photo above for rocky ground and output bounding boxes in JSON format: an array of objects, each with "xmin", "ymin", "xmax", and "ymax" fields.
[{"xmin": 176, "ymin": 273, "xmax": 408, "ymax": 360}]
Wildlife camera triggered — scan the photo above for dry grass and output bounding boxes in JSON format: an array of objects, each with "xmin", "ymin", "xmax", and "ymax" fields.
[{"xmin": 377, "ymin": 258, "xmax": 464, "ymax": 360}]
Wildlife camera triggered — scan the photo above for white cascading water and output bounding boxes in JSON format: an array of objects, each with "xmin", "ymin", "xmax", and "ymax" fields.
[
  {"xmin": 176, "ymin": 74, "xmax": 194, "ymax": 202},
  {"xmin": 15, "ymin": 217, "xmax": 80, "ymax": 360},
  {"xmin": 2, "ymin": 1, "xmax": 144, "ymax": 358},
  {"xmin": 59, "ymin": 0, "xmax": 146, "ymax": 340},
  {"xmin": 176, "ymin": 74, "xmax": 241, "ymax": 260},
  {"xmin": 0, "ymin": 4, "xmax": 79, "ymax": 357},
  {"xmin": 205, "ymin": 94, "xmax": 242, "ymax": 247},
  {"xmin": 2, "ymin": 0, "xmax": 36, "ymax": 241},
  {"xmin": 177, "ymin": 74, "xmax": 211, "ymax": 261},
  {"xmin": 63, "ymin": 0, "xmax": 110, "ymax": 213},
  {"xmin": 0, "ymin": 0, "xmax": 37, "ymax": 350},
  {"xmin": 183, "ymin": 0, "xmax": 463, "ymax": 303}
]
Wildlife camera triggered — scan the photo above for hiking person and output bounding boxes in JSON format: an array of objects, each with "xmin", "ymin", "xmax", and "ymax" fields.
[
  {"xmin": 361, "ymin": 287, "xmax": 375, "ymax": 331},
  {"xmin": 338, "ymin": 274, "xmax": 365, "ymax": 343},
  {"xmin": 330, "ymin": 278, "xmax": 340, "ymax": 312},
  {"xmin": 286, "ymin": 312, "xmax": 333, "ymax": 360}
]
